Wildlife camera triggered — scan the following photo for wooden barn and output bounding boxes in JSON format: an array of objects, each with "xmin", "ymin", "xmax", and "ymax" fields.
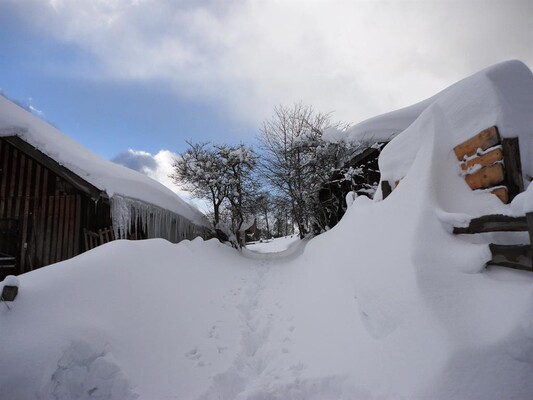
[{"xmin": 0, "ymin": 96, "xmax": 210, "ymax": 280}]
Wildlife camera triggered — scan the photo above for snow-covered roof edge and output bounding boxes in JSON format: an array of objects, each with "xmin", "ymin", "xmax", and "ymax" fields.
[
  {"xmin": 333, "ymin": 60, "xmax": 533, "ymax": 144},
  {"xmin": 0, "ymin": 95, "xmax": 210, "ymax": 228}
]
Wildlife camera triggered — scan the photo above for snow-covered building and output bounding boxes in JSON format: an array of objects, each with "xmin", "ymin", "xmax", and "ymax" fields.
[{"xmin": 0, "ymin": 95, "xmax": 210, "ymax": 278}]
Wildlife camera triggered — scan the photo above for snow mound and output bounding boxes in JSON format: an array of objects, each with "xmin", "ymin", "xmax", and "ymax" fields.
[{"xmin": 1, "ymin": 61, "xmax": 533, "ymax": 399}]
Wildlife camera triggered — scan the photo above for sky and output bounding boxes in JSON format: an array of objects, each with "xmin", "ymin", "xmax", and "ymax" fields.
[{"xmin": 0, "ymin": 0, "xmax": 532, "ymax": 197}]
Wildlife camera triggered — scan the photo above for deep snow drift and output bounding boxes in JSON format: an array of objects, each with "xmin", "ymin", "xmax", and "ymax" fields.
[{"xmin": 1, "ymin": 60, "xmax": 533, "ymax": 399}]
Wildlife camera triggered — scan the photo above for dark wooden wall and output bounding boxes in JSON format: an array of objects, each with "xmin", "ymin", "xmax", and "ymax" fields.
[{"xmin": 0, "ymin": 138, "xmax": 111, "ymax": 279}]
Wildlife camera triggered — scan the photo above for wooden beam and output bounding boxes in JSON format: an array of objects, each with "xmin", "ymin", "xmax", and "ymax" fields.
[
  {"xmin": 488, "ymin": 243, "xmax": 532, "ymax": 271},
  {"xmin": 460, "ymin": 147, "xmax": 503, "ymax": 172},
  {"xmin": 464, "ymin": 163, "xmax": 505, "ymax": 190},
  {"xmin": 453, "ymin": 126, "xmax": 501, "ymax": 161},
  {"xmin": 501, "ymin": 138, "xmax": 524, "ymax": 201},
  {"xmin": 453, "ymin": 214, "xmax": 528, "ymax": 234}
]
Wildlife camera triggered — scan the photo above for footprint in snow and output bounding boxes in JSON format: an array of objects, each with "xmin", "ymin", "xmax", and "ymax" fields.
[{"xmin": 185, "ymin": 347, "xmax": 201, "ymax": 360}]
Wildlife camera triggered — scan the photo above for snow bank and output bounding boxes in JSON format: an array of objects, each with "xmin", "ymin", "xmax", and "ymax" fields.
[
  {"xmin": 378, "ymin": 60, "xmax": 533, "ymax": 187},
  {"xmin": 0, "ymin": 95, "xmax": 208, "ymax": 227},
  {"xmin": 1, "ymin": 61, "xmax": 532, "ymax": 399}
]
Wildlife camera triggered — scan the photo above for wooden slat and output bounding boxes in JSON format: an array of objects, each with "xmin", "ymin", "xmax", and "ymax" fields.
[
  {"xmin": 73, "ymin": 195, "xmax": 81, "ymax": 256},
  {"xmin": 43, "ymin": 195, "xmax": 54, "ymax": 266},
  {"xmin": 15, "ymin": 153, "xmax": 26, "ymax": 217},
  {"xmin": 453, "ymin": 214, "xmax": 527, "ymax": 234},
  {"xmin": 464, "ymin": 163, "xmax": 505, "ymax": 190},
  {"xmin": 491, "ymin": 187, "xmax": 509, "ymax": 204},
  {"xmin": 30, "ymin": 163, "xmax": 41, "ymax": 267},
  {"xmin": 0, "ymin": 142, "xmax": 10, "ymax": 216},
  {"xmin": 454, "ymin": 126, "xmax": 501, "ymax": 161},
  {"xmin": 6, "ymin": 148, "xmax": 18, "ymax": 217},
  {"xmin": 67, "ymin": 196, "xmax": 75, "ymax": 258},
  {"xmin": 50, "ymin": 196, "xmax": 60, "ymax": 264},
  {"xmin": 488, "ymin": 243, "xmax": 532, "ymax": 271},
  {"xmin": 62, "ymin": 195, "xmax": 71, "ymax": 259},
  {"xmin": 460, "ymin": 147, "xmax": 503, "ymax": 172},
  {"xmin": 37, "ymin": 170, "xmax": 48, "ymax": 266},
  {"xmin": 20, "ymin": 158, "xmax": 33, "ymax": 272},
  {"xmin": 56, "ymin": 195, "xmax": 65, "ymax": 262},
  {"xmin": 501, "ymin": 138, "xmax": 524, "ymax": 201}
]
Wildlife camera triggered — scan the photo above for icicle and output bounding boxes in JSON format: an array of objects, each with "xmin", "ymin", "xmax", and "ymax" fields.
[{"xmin": 110, "ymin": 194, "xmax": 205, "ymax": 243}]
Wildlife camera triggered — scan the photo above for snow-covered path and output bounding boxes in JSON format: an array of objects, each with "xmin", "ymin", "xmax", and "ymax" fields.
[{"xmin": 2, "ymin": 60, "xmax": 533, "ymax": 400}]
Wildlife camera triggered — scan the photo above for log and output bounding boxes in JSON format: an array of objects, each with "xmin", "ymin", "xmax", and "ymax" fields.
[
  {"xmin": 453, "ymin": 126, "xmax": 501, "ymax": 160},
  {"xmin": 491, "ymin": 187, "xmax": 509, "ymax": 204},
  {"xmin": 453, "ymin": 214, "xmax": 527, "ymax": 234},
  {"xmin": 464, "ymin": 163, "xmax": 504, "ymax": 190},
  {"xmin": 460, "ymin": 147, "xmax": 503, "ymax": 172},
  {"xmin": 488, "ymin": 243, "xmax": 532, "ymax": 271}
]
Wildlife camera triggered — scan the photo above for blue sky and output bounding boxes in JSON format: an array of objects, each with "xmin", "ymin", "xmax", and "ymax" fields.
[
  {"xmin": 1, "ymin": 0, "xmax": 531, "ymax": 191},
  {"xmin": 0, "ymin": 4, "xmax": 248, "ymax": 160}
]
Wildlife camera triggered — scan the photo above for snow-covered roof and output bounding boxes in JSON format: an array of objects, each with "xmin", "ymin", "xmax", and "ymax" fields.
[
  {"xmin": 0, "ymin": 95, "xmax": 208, "ymax": 227},
  {"xmin": 378, "ymin": 60, "xmax": 533, "ymax": 185},
  {"xmin": 334, "ymin": 60, "xmax": 533, "ymax": 146}
]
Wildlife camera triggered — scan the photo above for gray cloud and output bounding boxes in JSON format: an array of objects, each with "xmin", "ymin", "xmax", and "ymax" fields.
[
  {"xmin": 6, "ymin": 0, "xmax": 533, "ymax": 129},
  {"xmin": 112, "ymin": 149, "xmax": 158, "ymax": 174}
]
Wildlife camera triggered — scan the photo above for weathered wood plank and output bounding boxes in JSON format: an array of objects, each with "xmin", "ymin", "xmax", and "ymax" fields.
[
  {"xmin": 6, "ymin": 148, "xmax": 19, "ymax": 217},
  {"xmin": 15, "ymin": 153, "xmax": 26, "ymax": 217},
  {"xmin": 501, "ymin": 138, "xmax": 524, "ymax": 201},
  {"xmin": 0, "ymin": 142, "xmax": 10, "ymax": 216},
  {"xmin": 73, "ymin": 195, "xmax": 81, "ymax": 256},
  {"xmin": 56, "ymin": 195, "xmax": 65, "ymax": 262},
  {"xmin": 464, "ymin": 163, "xmax": 505, "ymax": 190},
  {"xmin": 43, "ymin": 195, "xmax": 54, "ymax": 266},
  {"xmin": 50, "ymin": 196, "xmax": 60, "ymax": 264},
  {"xmin": 453, "ymin": 214, "xmax": 528, "ymax": 234},
  {"xmin": 488, "ymin": 243, "xmax": 532, "ymax": 271},
  {"xmin": 454, "ymin": 126, "xmax": 501, "ymax": 161},
  {"xmin": 20, "ymin": 158, "xmax": 33, "ymax": 272},
  {"xmin": 37, "ymin": 170, "xmax": 48, "ymax": 266},
  {"xmin": 491, "ymin": 187, "xmax": 509, "ymax": 204},
  {"xmin": 381, "ymin": 180, "xmax": 392, "ymax": 199},
  {"xmin": 460, "ymin": 147, "xmax": 503, "ymax": 172}
]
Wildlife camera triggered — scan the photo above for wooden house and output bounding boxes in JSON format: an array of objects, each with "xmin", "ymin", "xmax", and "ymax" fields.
[{"xmin": 0, "ymin": 96, "xmax": 210, "ymax": 280}]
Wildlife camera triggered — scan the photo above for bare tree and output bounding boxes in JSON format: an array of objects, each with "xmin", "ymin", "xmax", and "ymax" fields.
[
  {"xmin": 171, "ymin": 141, "xmax": 226, "ymax": 227},
  {"xmin": 259, "ymin": 103, "xmax": 342, "ymax": 237}
]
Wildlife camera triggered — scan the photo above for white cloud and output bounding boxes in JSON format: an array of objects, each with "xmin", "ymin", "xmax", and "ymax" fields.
[
  {"xmin": 112, "ymin": 148, "xmax": 182, "ymax": 194},
  {"xmin": 9, "ymin": 0, "xmax": 533, "ymax": 128},
  {"xmin": 112, "ymin": 148, "xmax": 212, "ymax": 213}
]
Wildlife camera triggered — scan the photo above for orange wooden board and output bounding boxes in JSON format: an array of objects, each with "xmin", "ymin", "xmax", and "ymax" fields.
[
  {"xmin": 491, "ymin": 187, "xmax": 509, "ymax": 204},
  {"xmin": 454, "ymin": 126, "xmax": 501, "ymax": 160},
  {"xmin": 464, "ymin": 163, "xmax": 505, "ymax": 190},
  {"xmin": 460, "ymin": 148, "xmax": 503, "ymax": 172}
]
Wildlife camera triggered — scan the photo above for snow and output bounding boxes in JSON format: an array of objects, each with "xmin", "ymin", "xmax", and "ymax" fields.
[
  {"xmin": 0, "ymin": 95, "xmax": 208, "ymax": 228},
  {"xmin": 246, "ymin": 236, "xmax": 301, "ymax": 253},
  {"xmin": 1, "ymin": 60, "xmax": 533, "ymax": 399}
]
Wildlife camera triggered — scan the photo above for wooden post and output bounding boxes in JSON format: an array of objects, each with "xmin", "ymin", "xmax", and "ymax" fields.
[
  {"xmin": 381, "ymin": 180, "xmax": 392, "ymax": 199},
  {"xmin": 526, "ymin": 212, "xmax": 533, "ymax": 271},
  {"xmin": 1, "ymin": 285, "xmax": 18, "ymax": 302},
  {"xmin": 501, "ymin": 138, "xmax": 524, "ymax": 201}
]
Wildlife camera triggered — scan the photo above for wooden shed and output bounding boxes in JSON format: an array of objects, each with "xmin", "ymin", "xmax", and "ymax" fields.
[{"xmin": 0, "ymin": 96, "xmax": 210, "ymax": 280}]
